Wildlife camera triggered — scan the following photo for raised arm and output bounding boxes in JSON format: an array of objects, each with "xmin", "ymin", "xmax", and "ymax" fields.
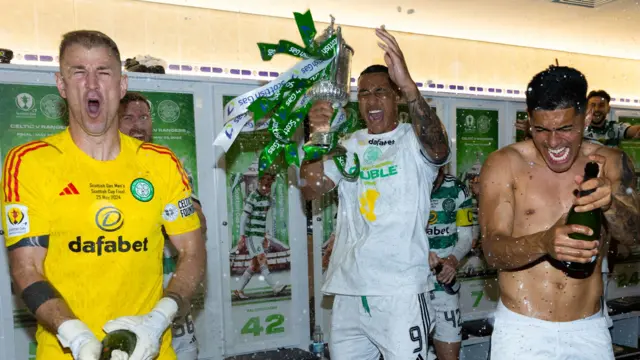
[
  {"xmin": 374, "ymin": 27, "xmax": 450, "ymax": 164},
  {"xmin": 406, "ymin": 94, "xmax": 450, "ymax": 164}
]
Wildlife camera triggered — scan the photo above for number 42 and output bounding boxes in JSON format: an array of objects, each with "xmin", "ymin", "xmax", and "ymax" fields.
[{"xmin": 241, "ymin": 314, "xmax": 285, "ymax": 337}]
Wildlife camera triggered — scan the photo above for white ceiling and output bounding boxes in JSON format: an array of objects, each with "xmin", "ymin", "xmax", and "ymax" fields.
[{"xmin": 140, "ymin": 0, "xmax": 640, "ymax": 60}]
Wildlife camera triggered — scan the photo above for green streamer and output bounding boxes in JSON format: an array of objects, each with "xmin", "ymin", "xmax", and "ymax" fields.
[{"xmin": 249, "ymin": 9, "xmax": 355, "ymax": 178}]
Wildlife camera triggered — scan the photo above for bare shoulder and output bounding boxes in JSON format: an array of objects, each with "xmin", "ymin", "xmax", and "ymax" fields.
[
  {"xmin": 482, "ymin": 143, "xmax": 528, "ymax": 175},
  {"xmin": 589, "ymin": 142, "xmax": 621, "ymax": 161},
  {"xmin": 588, "ymin": 142, "xmax": 632, "ymax": 179}
]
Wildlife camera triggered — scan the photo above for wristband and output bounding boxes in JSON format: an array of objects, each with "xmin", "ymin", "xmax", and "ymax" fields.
[
  {"xmin": 57, "ymin": 319, "xmax": 91, "ymax": 348},
  {"xmin": 22, "ymin": 280, "xmax": 60, "ymax": 315}
]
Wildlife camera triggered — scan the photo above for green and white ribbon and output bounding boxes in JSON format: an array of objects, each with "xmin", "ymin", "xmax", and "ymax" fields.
[{"xmin": 212, "ymin": 10, "xmax": 359, "ymax": 178}]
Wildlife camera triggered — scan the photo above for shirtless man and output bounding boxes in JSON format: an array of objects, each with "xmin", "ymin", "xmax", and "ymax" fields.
[{"xmin": 480, "ymin": 66, "xmax": 640, "ymax": 359}]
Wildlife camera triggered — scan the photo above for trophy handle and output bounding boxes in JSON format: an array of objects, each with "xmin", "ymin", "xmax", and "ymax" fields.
[{"xmin": 330, "ymin": 26, "xmax": 342, "ymax": 85}]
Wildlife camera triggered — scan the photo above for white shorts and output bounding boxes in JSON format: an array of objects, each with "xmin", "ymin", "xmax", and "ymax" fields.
[
  {"xmin": 430, "ymin": 290, "xmax": 462, "ymax": 343},
  {"xmin": 176, "ymin": 350, "xmax": 198, "ymax": 360},
  {"xmin": 330, "ymin": 293, "xmax": 435, "ymax": 360},
  {"xmin": 490, "ymin": 300, "xmax": 614, "ymax": 360},
  {"xmin": 247, "ymin": 236, "xmax": 265, "ymax": 258},
  {"xmin": 171, "ymin": 312, "xmax": 198, "ymax": 356}
]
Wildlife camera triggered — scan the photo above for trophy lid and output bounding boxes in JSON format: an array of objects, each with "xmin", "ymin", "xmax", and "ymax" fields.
[{"xmin": 314, "ymin": 15, "xmax": 336, "ymax": 45}]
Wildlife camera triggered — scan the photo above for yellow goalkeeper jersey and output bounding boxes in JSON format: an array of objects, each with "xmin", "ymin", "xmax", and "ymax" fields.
[{"xmin": 1, "ymin": 128, "xmax": 200, "ymax": 360}]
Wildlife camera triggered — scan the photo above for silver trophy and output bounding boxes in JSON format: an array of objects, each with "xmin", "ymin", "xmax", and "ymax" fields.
[{"xmin": 305, "ymin": 15, "xmax": 354, "ymax": 155}]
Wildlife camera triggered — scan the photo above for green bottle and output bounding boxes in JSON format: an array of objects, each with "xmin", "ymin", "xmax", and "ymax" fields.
[
  {"xmin": 564, "ymin": 162, "xmax": 601, "ymax": 274},
  {"xmin": 99, "ymin": 330, "xmax": 137, "ymax": 360}
]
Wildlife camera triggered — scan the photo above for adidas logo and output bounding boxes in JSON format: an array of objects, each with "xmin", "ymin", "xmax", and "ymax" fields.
[{"xmin": 59, "ymin": 183, "xmax": 79, "ymax": 196}]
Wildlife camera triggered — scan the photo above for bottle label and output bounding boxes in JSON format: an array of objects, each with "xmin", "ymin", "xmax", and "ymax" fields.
[{"xmin": 312, "ymin": 342, "xmax": 324, "ymax": 354}]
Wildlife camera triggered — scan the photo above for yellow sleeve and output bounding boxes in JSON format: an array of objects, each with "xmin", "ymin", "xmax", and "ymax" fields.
[
  {"xmin": 455, "ymin": 180, "xmax": 474, "ymax": 227},
  {"xmin": 146, "ymin": 144, "xmax": 200, "ymax": 236},
  {"xmin": 455, "ymin": 208, "xmax": 474, "ymax": 227},
  {"xmin": 1, "ymin": 141, "xmax": 52, "ymax": 249}
]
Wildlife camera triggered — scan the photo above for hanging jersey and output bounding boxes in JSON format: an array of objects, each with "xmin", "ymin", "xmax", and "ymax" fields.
[
  {"xmin": 1, "ymin": 129, "xmax": 200, "ymax": 360},
  {"xmin": 428, "ymin": 175, "xmax": 473, "ymax": 292},
  {"xmin": 428, "ymin": 175, "xmax": 473, "ymax": 257},
  {"xmin": 242, "ymin": 190, "xmax": 271, "ymax": 238},
  {"xmin": 322, "ymin": 123, "xmax": 451, "ymax": 296},
  {"xmin": 584, "ymin": 121, "xmax": 630, "ymax": 147}
]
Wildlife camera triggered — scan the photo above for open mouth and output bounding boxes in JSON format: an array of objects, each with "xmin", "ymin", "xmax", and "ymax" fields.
[
  {"xmin": 129, "ymin": 131, "xmax": 147, "ymax": 141},
  {"xmin": 368, "ymin": 109, "xmax": 383, "ymax": 122},
  {"xmin": 86, "ymin": 96, "xmax": 101, "ymax": 118},
  {"xmin": 547, "ymin": 147, "xmax": 570, "ymax": 164}
]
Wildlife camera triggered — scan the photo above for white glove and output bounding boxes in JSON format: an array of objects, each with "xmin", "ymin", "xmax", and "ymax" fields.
[
  {"xmin": 57, "ymin": 319, "xmax": 102, "ymax": 360},
  {"xmin": 102, "ymin": 298, "xmax": 178, "ymax": 360}
]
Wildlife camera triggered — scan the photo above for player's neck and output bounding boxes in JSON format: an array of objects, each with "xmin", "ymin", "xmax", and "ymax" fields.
[
  {"xmin": 591, "ymin": 119, "xmax": 606, "ymax": 128},
  {"xmin": 69, "ymin": 125, "xmax": 121, "ymax": 161}
]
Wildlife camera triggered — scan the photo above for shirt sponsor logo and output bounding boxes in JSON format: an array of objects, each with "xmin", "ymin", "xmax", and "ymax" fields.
[
  {"xmin": 426, "ymin": 226, "xmax": 451, "ymax": 236},
  {"xmin": 368, "ymin": 139, "xmax": 395, "ymax": 146},
  {"xmin": 95, "ymin": 206, "xmax": 124, "ymax": 232},
  {"xmin": 178, "ymin": 197, "xmax": 195, "ymax": 218},
  {"xmin": 357, "ymin": 165, "xmax": 398, "ymax": 180},
  {"xmin": 68, "ymin": 236, "xmax": 149, "ymax": 256},
  {"xmin": 428, "ymin": 210, "xmax": 438, "ymax": 225},
  {"xmin": 4, "ymin": 204, "xmax": 29, "ymax": 237}
]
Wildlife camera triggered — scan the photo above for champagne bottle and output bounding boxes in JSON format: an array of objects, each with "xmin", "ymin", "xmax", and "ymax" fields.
[
  {"xmin": 434, "ymin": 263, "xmax": 461, "ymax": 295},
  {"xmin": 564, "ymin": 162, "xmax": 602, "ymax": 274},
  {"xmin": 99, "ymin": 330, "xmax": 137, "ymax": 360}
]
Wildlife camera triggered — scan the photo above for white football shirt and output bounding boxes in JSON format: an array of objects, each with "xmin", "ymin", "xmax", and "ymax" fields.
[{"xmin": 322, "ymin": 123, "xmax": 449, "ymax": 296}]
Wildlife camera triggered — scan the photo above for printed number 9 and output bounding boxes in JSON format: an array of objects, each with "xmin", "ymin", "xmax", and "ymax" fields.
[{"xmin": 409, "ymin": 326, "xmax": 422, "ymax": 353}]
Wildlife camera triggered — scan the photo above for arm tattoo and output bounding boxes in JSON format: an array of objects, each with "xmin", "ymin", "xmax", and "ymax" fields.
[
  {"xmin": 604, "ymin": 153, "xmax": 640, "ymax": 245},
  {"xmin": 621, "ymin": 152, "xmax": 635, "ymax": 188},
  {"xmin": 407, "ymin": 96, "xmax": 450, "ymax": 164},
  {"xmin": 7, "ymin": 235, "xmax": 49, "ymax": 251}
]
